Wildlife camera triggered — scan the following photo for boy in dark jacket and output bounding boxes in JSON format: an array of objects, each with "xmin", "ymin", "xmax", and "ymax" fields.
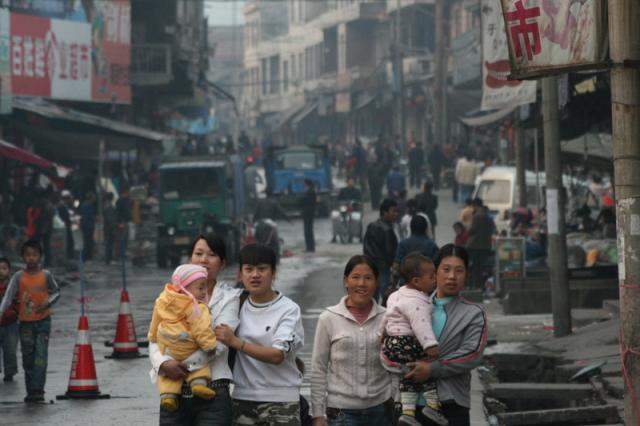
[{"xmin": 0, "ymin": 257, "xmax": 19, "ymax": 382}]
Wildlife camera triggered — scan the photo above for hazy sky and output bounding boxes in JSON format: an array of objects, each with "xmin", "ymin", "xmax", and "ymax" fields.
[{"xmin": 206, "ymin": 1, "xmax": 246, "ymax": 26}]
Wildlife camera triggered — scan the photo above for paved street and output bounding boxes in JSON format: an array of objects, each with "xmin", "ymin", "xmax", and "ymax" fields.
[{"xmin": 0, "ymin": 190, "xmax": 479, "ymax": 425}]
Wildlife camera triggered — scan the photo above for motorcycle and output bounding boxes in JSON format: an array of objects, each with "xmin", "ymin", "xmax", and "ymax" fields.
[{"xmin": 331, "ymin": 200, "xmax": 363, "ymax": 244}]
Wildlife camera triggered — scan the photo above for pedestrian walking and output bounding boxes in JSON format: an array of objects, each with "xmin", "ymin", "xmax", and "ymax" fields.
[
  {"xmin": 404, "ymin": 244, "xmax": 488, "ymax": 426},
  {"xmin": 363, "ymin": 199, "xmax": 399, "ymax": 302},
  {"xmin": 454, "ymin": 154, "xmax": 477, "ymax": 205},
  {"xmin": 0, "ymin": 257, "xmax": 19, "ymax": 383},
  {"xmin": 428, "ymin": 145, "xmax": 445, "ymax": 191},
  {"xmin": 149, "ymin": 233, "xmax": 242, "ymax": 425},
  {"xmin": 148, "ymin": 264, "xmax": 218, "ymax": 412},
  {"xmin": 368, "ymin": 160, "xmax": 385, "ymax": 211},
  {"xmin": 38, "ymin": 193, "xmax": 56, "ymax": 267},
  {"xmin": 459, "ymin": 199, "xmax": 474, "ymax": 230},
  {"xmin": 57, "ymin": 190, "xmax": 75, "ymax": 260},
  {"xmin": 380, "ymin": 254, "xmax": 447, "ymax": 426},
  {"xmin": 215, "ymin": 243, "xmax": 304, "ymax": 426},
  {"xmin": 386, "ymin": 166, "xmax": 406, "ymax": 199},
  {"xmin": 310, "ymin": 255, "xmax": 392, "ymax": 426},
  {"xmin": 79, "ymin": 192, "xmax": 96, "ymax": 261},
  {"xmin": 394, "ymin": 216, "xmax": 439, "ymax": 268},
  {"xmin": 301, "ymin": 179, "xmax": 317, "ymax": 253},
  {"xmin": 453, "ymin": 222, "xmax": 469, "ymax": 247},
  {"xmin": 415, "ymin": 181, "xmax": 439, "ymax": 239},
  {"xmin": 408, "ymin": 143, "xmax": 424, "ymax": 189},
  {"xmin": 466, "ymin": 199, "xmax": 495, "ymax": 290},
  {"xmin": 0, "ymin": 240, "xmax": 61, "ymax": 403},
  {"xmin": 115, "ymin": 188, "xmax": 133, "ymax": 260},
  {"xmin": 103, "ymin": 192, "xmax": 117, "ymax": 265}
]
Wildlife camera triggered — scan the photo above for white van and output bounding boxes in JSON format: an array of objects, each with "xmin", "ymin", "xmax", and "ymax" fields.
[{"xmin": 472, "ymin": 166, "xmax": 588, "ymax": 234}]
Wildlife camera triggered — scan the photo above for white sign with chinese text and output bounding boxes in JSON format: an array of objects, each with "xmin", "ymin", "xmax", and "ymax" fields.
[
  {"xmin": 500, "ymin": 0, "xmax": 607, "ymax": 78},
  {"xmin": 481, "ymin": 0, "xmax": 536, "ymax": 111}
]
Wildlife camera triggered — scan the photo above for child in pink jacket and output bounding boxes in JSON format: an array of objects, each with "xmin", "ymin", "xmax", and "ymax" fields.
[{"xmin": 380, "ymin": 253, "xmax": 447, "ymax": 426}]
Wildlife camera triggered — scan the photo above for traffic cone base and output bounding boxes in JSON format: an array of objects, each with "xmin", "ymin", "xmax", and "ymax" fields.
[
  {"xmin": 108, "ymin": 289, "xmax": 143, "ymax": 359},
  {"xmin": 57, "ymin": 315, "xmax": 111, "ymax": 400}
]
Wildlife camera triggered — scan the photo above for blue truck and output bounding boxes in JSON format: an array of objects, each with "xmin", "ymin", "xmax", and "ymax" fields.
[{"xmin": 264, "ymin": 145, "xmax": 332, "ymax": 216}]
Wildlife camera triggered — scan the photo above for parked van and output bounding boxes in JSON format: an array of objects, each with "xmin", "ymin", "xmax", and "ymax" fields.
[{"xmin": 472, "ymin": 166, "xmax": 588, "ymax": 234}]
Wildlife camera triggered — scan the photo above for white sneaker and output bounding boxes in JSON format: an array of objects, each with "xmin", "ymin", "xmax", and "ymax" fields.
[{"xmin": 421, "ymin": 399, "xmax": 448, "ymax": 426}]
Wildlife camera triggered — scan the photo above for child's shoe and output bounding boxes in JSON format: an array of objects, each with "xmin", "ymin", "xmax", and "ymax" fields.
[
  {"xmin": 160, "ymin": 396, "xmax": 179, "ymax": 412},
  {"xmin": 398, "ymin": 414, "xmax": 422, "ymax": 426},
  {"xmin": 421, "ymin": 389, "xmax": 448, "ymax": 426},
  {"xmin": 190, "ymin": 379, "xmax": 216, "ymax": 400}
]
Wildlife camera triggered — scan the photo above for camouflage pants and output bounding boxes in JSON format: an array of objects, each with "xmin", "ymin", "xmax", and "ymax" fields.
[{"xmin": 232, "ymin": 399, "xmax": 300, "ymax": 426}]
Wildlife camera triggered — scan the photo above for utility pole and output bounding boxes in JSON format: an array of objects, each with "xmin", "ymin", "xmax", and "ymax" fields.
[
  {"xmin": 542, "ymin": 76, "xmax": 571, "ymax": 337},
  {"xmin": 395, "ymin": 0, "xmax": 406, "ymax": 155},
  {"xmin": 433, "ymin": 0, "xmax": 445, "ymax": 146},
  {"xmin": 514, "ymin": 114, "xmax": 526, "ymax": 208},
  {"xmin": 609, "ymin": 1, "xmax": 640, "ymax": 423}
]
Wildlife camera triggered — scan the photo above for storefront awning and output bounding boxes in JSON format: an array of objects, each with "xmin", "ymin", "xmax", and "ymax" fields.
[
  {"xmin": 459, "ymin": 103, "xmax": 519, "ymax": 127},
  {"xmin": 13, "ymin": 98, "xmax": 169, "ymax": 142},
  {"xmin": 292, "ymin": 101, "xmax": 318, "ymax": 125}
]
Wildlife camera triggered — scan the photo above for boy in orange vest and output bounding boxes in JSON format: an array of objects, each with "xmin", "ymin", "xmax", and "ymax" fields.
[{"xmin": 0, "ymin": 240, "xmax": 60, "ymax": 402}]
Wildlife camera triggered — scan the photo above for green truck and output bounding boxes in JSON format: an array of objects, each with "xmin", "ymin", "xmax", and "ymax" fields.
[{"xmin": 156, "ymin": 155, "xmax": 246, "ymax": 268}]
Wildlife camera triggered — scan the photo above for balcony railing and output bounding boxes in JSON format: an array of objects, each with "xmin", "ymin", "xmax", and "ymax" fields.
[{"xmin": 130, "ymin": 44, "xmax": 173, "ymax": 86}]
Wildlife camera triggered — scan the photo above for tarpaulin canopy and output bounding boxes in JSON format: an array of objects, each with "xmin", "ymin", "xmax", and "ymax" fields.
[{"xmin": 0, "ymin": 139, "xmax": 55, "ymax": 170}]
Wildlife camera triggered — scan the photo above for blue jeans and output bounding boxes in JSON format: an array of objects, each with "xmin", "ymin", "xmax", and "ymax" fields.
[
  {"xmin": 376, "ymin": 267, "xmax": 391, "ymax": 304},
  {"xmin": 19, "ymin": 317, "xmax": 51, "ymax": 394},
  {"xmin": 457, "ymin": 184, "xmax": 474, "ymax": 204},
  {"xmin": 0, "ymin": 321, "xmax": 19, "ymax": 377},
  {"xmin": 327, "ymin": 403, "xmax": 391, "ymax": 426}
]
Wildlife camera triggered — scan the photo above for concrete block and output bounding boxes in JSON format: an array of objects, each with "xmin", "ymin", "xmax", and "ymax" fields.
[
  {"xmin": 496, "ymin": 405, "xmax": 620, "ymax": 425},
  {"xmin": 486, "ymin": 383, "xmax": 594, "ymax": 400},
  {"xmin": 603, "ymin": 376, "xmax": 625, "ymax": 399},
  {"xmin": 603, "ymin": 299, "xmax": 620, "ymax": 317},
  {"xmin": 561, "ymin": 345, "xmax": 619, "ymax": 362}
]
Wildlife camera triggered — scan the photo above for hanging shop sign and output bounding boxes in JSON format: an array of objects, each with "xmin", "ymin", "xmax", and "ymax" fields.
[
  {"xmin": 481, "ymin": 0, "xmax": 536, "ymax": 111},
  {"xmin": 500, "ymin": 0, "xmax": 607, "ymax": 79}
]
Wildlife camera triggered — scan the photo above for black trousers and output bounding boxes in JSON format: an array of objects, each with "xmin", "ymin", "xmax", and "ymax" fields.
[
  {"xmin": 303, "ymin": 215, "xmax": 315, "ymax": 252},
  {"xmin": 418, "ymin": 401, "xmax": 470, "ymax": 426},
  {"xmin": 81, "ymin": 226, "xmax": 94, "ymax": 261},
  {"xmin": 64, "ymin": 227, "xmax": 74, "ymax": 259}
]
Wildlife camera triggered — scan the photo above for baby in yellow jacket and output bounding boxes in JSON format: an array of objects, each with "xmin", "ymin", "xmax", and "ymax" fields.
[{"xmin": 148, "ymin": 264, "xmax": 217, "ymax": 412}]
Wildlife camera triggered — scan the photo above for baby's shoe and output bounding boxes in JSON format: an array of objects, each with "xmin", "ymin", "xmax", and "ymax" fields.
[
  {"xmin": 421, "ymin": 389, "xmax": 448, "ymax": 426},
  {"xmin": 398, "ymin": 414, "xmax": 422, "ymax": 426},
  {"xmin": 190, "ymin": 379, "xmax": 216, "ymax": 400},
  {"xmin": 161, "ymin": 395, "xmax": 179, "ymax": 412}
]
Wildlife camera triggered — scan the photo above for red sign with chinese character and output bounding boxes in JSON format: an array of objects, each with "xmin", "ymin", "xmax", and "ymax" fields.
[
  {"xmin": 500, "ymin": 0, "xmax": 607, "ymax": 79},
  {"xmin": 9, "ymin": 0, "xmax": 131, "ymax": 104},
  {"xmin": 11, "ymin": 13, "xmax": 92, "ymax": 100}
]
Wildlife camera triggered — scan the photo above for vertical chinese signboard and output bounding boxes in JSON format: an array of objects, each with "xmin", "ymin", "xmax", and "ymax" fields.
[
  {"xmin": 0, "ymin": 8, "xmax": 11, "ymax": 113},
  {"xmin": 481, "ymin": 0, "xmax": 536, "ymax": 110},
  {"xmin": 8, "ymin": 0, "xmax": 130, "ymax": 104},
  {"xmin": 500, "ymin": 0, "xmax": 607, "ymax": 78}
]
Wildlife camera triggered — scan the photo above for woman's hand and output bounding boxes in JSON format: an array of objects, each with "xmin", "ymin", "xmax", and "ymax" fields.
[
  {"xmin": 159, "ymin": 359, "xmax": 189, "ymax": 380},
  {"xmin": 215, "ymin": 324, "xmax": 240, "ymax": 348},
  {"xmin": 404, "ymin": 360, "xmax": 432, "ymax": 382},
  {"xmin": 311, "ymin": 417, "xmax": 329, "ymax": 426}
]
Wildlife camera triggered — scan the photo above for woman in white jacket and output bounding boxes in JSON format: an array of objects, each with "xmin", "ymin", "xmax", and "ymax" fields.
[
  {"xmin": 149, "ymin": 233, "xmax": 242, "ymax": 425},
  {"xmin": 310, "ymin": 255, "xmax": 392, "ymax": 426}
]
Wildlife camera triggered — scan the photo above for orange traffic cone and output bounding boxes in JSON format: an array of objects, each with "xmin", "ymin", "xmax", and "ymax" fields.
[
  {"xmin": 57, "ymin": 315, "xmax": 110, "ymax": 399},
  {"xmin": 106, "ymin": 289, "xmax": 145, "ymax": 359}
]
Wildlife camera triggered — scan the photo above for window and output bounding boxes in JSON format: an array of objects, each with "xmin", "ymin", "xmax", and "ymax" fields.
[
  {"xmin": 160, "ymin": 168, "xmax": 221, "ymax": 199},
  {"xmin": 283, "ymin": 60, "xmax": 289, "ymax": 92},
  {"xmin": 261, "ymin": 59, "xmax": 268, "ymax": 95},
  {"xmin": 269, "ymin": 56, "xmax": 280, "ymax": 94},
  {"xmin": 276, "ymin": 152, "xmax": 320, "ymax": 170}
]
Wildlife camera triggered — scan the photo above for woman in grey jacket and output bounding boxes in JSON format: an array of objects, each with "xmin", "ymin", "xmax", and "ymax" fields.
[
  {"xmin": 405, "ymin": 244, "xmax": 488, "ymax": 426},
  {"xmin": 310, "ymin": 255, "xmax": 392, "ymax": 426}
]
